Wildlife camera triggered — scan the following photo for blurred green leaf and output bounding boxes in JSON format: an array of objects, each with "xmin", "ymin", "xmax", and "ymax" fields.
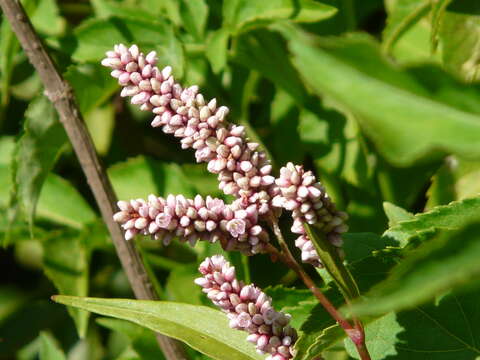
[
  {"xmin": 223, "ymin": 0, "xmax": 337, "ymax": 34},
  {"xmin": 109, "ymin": 156, "xmax": 195, "ymax": 200},
  {"xmin": 30, "ymin": 0, "xmax": 65, "ymax": 37},
  {"xmin": 11, "ymin": 96, "xmax": 67, "ymax": 229},
  {"xmin": 382, "ymin": 202, "xmax": 414, "ymax": 227},
  {"xmin": 64, "ymin": 64, "xmax": 118, "ymax": 115},
  {"xmin": 351, "ymin": 221, "xmax": 480, "ymax": 316},
  {"xmin": 206, "ymin": 28, "xmax": 230, "ymax": 74},
  {"xmin": 39, "ymin": 332, "xmax": 66, "ymax": 360},
  {"xmin": 53, "ymin": 296, "xmax": 264, "ymax": 360},
  {"xmin": 439, "ymin": 4, "xmax": 480, "ymax": 82},
  {"xmin": 284, "ymin": 28, "xmax": 480, "ymax": 166},
  {"xmin": 382, "ymin": 0, "xmax": 430, "ymax": 54},
  {"xmin": 430, "ymin": 0, "xmax": 453, "ymax": 49},
  {"xmin": 36, "ymin": 174, "xmax": 97, "ymax": 229},
  {"xmin": 43, "ymin": 232, "xmax": 90, "ymax": 337},
  {"xmin": 234, "ymin": 30, "xmax": 307, "ymax": 104},
  {"xmin": 426, "ymin": 157, "xmax": 480, "ymax": 210},
  {"xmin": 0, "ymin": 287, "xmax": 27, "ymax": 325},
  {"xmin": 165, "ymin": 264, "xmax": 203, "ymax": 305},
  {"xmin": 85, "ymin": 104, "xmax": 115, "ymax": 155},
  {"xmin": 97, "ymin": 318, "xmax": 161, "ymax": 360},
  {"xmin": 73, "ymin": 17, "xmax": 185, "ymax": 77},
  {"xmin": 179, "ymin": 0, "xmax": 208, "ymax": 41},
  {"xmin": 0, "ymin": 17, "xmax": 19, "ymax": 115},
  {"xmin": 383, "ymin": 197, "xmax": 480, "ymax": 246},
  {"xmin": 344, "ymin": 312, "xmax": 403, "ymax": 360}
]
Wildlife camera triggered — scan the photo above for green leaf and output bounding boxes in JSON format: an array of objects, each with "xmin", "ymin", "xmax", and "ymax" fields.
[
  {"xmin": 30, "ymin": 0, "xmax": 65, "ymax": 37},
  {"xmin": 12, "ymin": 96, "xmax": 67, "ymax": 228},
  {"xmin": 383, "ymin": 197, "xmax": 480, "ymax": 247},
  {"xmin": 73, "ymin": 17, "xmax": 184, "ymax": 77},
  {"xmin": 223, "ymin": 0, "xmax": 337, "ymax": 34},
  {"xmin": 233, "ymin": 30, "xmax": 307, "ymax": 104},
  {"xmin": 206, "ymin": 29, "xmax": 230, "ymax": 74},
  {"xmin": 39, "ymin": 332, "xmax": 66, "ymax": 360},
  {"xmin": 430, "ymin": 0, "xmax": 454, "ymax": 49},
  {"xmin": 179, "ymin": 0, "xmax": 208, "ymax": 41},
  {"xmin": 394, "ymin": 290, "xmax": 480, "ymax": 359},
  {"xmin": 97, "ymin": 318, "xmax": 160, "ymax": 360},
  {"xmin": 109, "ymin": 156, "xmax": 195, "ymax": 200},
  {"xmin": 426, "ymin": 157, "xmax": 480, "ymax": 210},
  {"xmin": 350, "ymin": 221, "xmax": 480, "ymax": 317},
  {"xmin": 0, "ymin": 287, "xmax": 27, "ymax": 325},
  {"xmin": 165, "ymin": 264, "xmax": 203, "ymax": 305},
  {"xmin": 64, "ymin": 64, "xmax": 118, "ymax": 115},
  {"xmin": 304, "ymin": 223, "xmax": 360, "ymax": 300},
  {"xmin": 344, "ymin": 312, "xmax": 403, "ymax": 360},
  {"xmin": 43, "ymin": 233, "xmax": 90, "ymax": 337},
  {"xmin": 282, "ymin": 27, "xmax": 480, "ymax": 166},
  {"xmin": 382, "ymin": 0, "xmax": 430, "ymax": 54},
  {"xmin": 52, "ymin": 296, "xmax": 264, "ymax": 360},
  {"xmin": 439, "ymin": 3, "xmax": 480, "ymax": 82},
  {"xmin": 36, "ymin": 174, "xmax": 97, "ymax": 229},
  {"xmin": 382, "ymin": 202, "xmax": 414, "ymax": 227}
]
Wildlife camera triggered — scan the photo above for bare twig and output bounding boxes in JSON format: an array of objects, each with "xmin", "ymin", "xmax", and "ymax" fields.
[
  {"xmin": 266, "ymin": 217, "xmax": 371, "ymax": 360},
  {"xmin": 0, "ymin": 1, "xmax": 187, "ymax": 358}
]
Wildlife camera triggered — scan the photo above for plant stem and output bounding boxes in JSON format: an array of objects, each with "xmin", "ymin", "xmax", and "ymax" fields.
[
  {"xmin": 0, "ymin": 1, "xmax": 188, "ymax": 358},
  {"xmin": 266, "ymin": 218, "xmax": 371, "ymax": 360}
]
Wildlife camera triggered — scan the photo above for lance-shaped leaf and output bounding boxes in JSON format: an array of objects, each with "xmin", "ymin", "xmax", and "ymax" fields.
[
  {"xmin": 52, "ymin": 296, "xmax": 264, "ymax": 360},
  {"xmin": 11, "ymin": 96, "xmax": 67, "ymax": 229},
  {"xmin": 304, "ymin": 223, "xmax": 360, "ymax": 300},
  {"xmin": 39, "ymin": 332, "xmax": 66, "ymax": 360},
  {"xmin": 281, "ymin": 26, "xmax": 480, "ymax": 166}
]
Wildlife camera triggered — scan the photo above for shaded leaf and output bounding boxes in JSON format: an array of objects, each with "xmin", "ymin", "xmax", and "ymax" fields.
[
  {"xmin": 39, "ymin": 332, "xmax": 66, "ymax": 360},
  {"xmin": 344, "ymin": 312, "xmax": 403, "ymax": 360},
  {"xmin": 350, "ymin": 221, "xmax": 480, "ymax": 317},
  {"xmin": 12, "ymin": 96, "xmax": 67, "ymax": 228},
  {"xmin": 108, "ymin": 156, "xmax": 195, "ymax": 200},
  {"xmin": 53, "ymin": 296, "xmax": 263, "ymax": 360},
  {"xmin": 43, "ymin": 233, "xmax": 90, "ymax": 337},
  {"xmin": 36, "ymin": 174, "xmax": 97, "ymax": 229}
]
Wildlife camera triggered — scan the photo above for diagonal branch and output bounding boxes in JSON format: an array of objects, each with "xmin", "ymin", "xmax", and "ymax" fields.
[{"xmin": 0, "ymin": 1, "xmax": 187, "ymax": 358}]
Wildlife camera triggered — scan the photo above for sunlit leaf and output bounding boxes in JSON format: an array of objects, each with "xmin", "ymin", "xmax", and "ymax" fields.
[{"xmin": 53, "ymin": 296, "xmax": 264, "ymax": 360}]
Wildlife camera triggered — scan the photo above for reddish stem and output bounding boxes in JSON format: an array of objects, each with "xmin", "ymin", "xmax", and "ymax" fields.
[{"xmin": 266, "ymin": 218, "xmax": 371, "ymax": 360}]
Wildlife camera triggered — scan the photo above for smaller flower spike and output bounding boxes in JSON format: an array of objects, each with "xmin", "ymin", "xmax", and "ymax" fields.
[
  {"xmin": 113, "ymin": 194, "xmax": 270, "ymax": 255},
  {"xmin": 272, "ymin": 163, "xmax": 348, "ymax": 266},
  {"xmin": 195, "ymin": 255, "xmax": 297, "ymax": 359}
]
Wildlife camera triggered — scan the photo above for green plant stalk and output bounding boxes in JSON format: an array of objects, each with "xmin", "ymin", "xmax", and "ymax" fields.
[{"xmin": 266, "ymin": 218, "xmax": 371, "ymax": 360}]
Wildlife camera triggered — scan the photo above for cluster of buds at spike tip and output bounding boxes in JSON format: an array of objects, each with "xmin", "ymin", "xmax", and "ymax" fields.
[
  {"xmin": 195, "ymin": 255, "xmax": 297, "ymax": 360},
  {"xmin": 272, "ymin": 163, "xmax": 348, "ymax": 266},
  {"xmin": 112, "ymin": 195, "xmax": 269, "ymax": 255},
  {"xmin": 101, "ymin": 44, "xmax": 276, "ymax": 209}
]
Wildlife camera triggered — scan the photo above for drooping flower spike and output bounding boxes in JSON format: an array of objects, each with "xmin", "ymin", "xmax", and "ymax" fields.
[
  {"xmin": 113, "ymin": 194, "xmax": 269, "ymax": 255},
  {"xmin": 272, "ymin": 162, "xmax": 348, "ymax": 266},
  {"xmin": 195, "ymin": 255, "xmax": 297, "ymax": 360}
]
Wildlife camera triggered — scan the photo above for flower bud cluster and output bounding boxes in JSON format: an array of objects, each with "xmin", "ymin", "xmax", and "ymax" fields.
[
  {"xmin": 272, "ymin": 163, "xmax": 348, "ymax": 266},
  {"xmin": 102, "ymin": 44, "xmax": 276, "ymax": 207},
  {"xmin": 113, "ymin": 195, "xmax": 269, "ymax": 255},
  {"xmin": 195, "ymin": 255, "xmax": 297, "ymax": 360}
]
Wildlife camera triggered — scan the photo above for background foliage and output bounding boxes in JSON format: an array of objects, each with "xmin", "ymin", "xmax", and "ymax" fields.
[{"xmin": 1, "ymin": 0, "xmax": 480, "ymax": 359}]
